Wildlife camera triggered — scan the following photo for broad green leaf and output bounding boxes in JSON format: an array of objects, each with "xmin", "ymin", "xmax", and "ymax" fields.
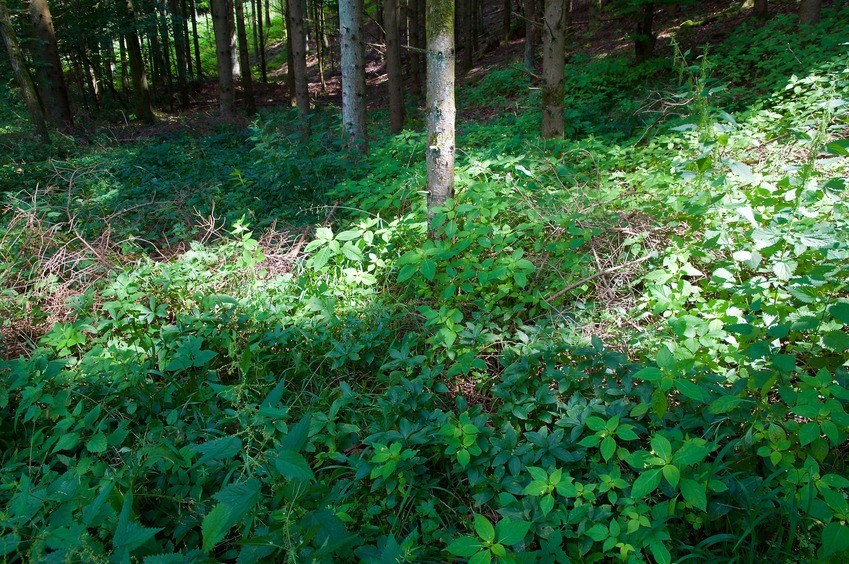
[
  {"xmin": 275, "ymin": 449, "xmax": 314, "ymax": 481},
  {"xmin": 192, "ymin": 436, "xmax": 242, "ymax": 467},
  {"xmin": 680, "ymin": 478, "xmax": 707, "ymax": 511},
  {"xmin": 822, "ymin": 522, "xmax": 849, "ymax": 557},
  {"xmin": 420, "ymin": 259, "xmax": 437, "ymax": 281},
  {"xmin": 341, "ymin": 242, "xmax": 362, "ymax": 261},
  {"xmin": 708, "ymin": 396, "xmax": 743, "ymax": 414},
  {"xmin": 281, "ymin": 415, "xmax": 311, "ymax": 452},
  {"xmin": 649, "ymin": 540, "xmax": 672, "ymax": 564},
  {"xmin": 201, "ymin": 503, "xmax": 230, "ymax": 552},
  {"xmin": 772, "ymin": 259, "xmax": 797, "ymax": 281},
  {"xmin": 524, "ymin": 481, "xmax": 547, "ymax": 496},
  {"xmin": 457, "ymin": 448, "xmax": 471, "ymax": 468},
  {"xmin": 825, "ymin": 139, "xmax": 849, "ymax": 156},
  {"xmin": 799, "ymin": 422, "xmax": 820, "ymax": 446},
  {"xmin": 496, "ymin": 519, "xmax": 530, "ymax": 545},
  {"xmin": 54, "ymin": 432, "xmax": 81, "ymax": 453},
  {"xmin": 634, "ymin": 367, "xmax": 663, "ymax": 382},
  {"xmin": 675, "ymin": 379, "xmax": 706, "ymax": 401},
  {"xmin": 823, "ymin": 331, "xmax": 849, "ymax": 352},
  {"xmin": 656, "ymin": 346, "xmax": 675, "ymax": 369},
  {"xmin": 662, "ymin": 464, "xmax": 680, "ymax": 487},
  {"xmin": 540, "ymin": 494, "xmax": 555, "ymax": 516},
  {"xmin": 585, "ymin": 416, "xmax": 607, "ymax": 432},
  {"xmin": 397, "ymin": 264, "xmax": 416, "ymax": 283},
  {"xmin": 631, "ymin": 468, "xmax": 662, "ymax": 499},
  {"xmin": 446, "ymin": 536, "xmax": 482, "ymax": 557},
  {"xmin": 86, "ymin": 433, "xmax": 107, "ymax": 454},
  {"xmin": 672, "ymin": 441, "xmax": 709, "ymax": 466},
  {"xmin": 474, "ymin": 514, "xmax": 495, "ymax": 543},
  {"xmin": 584, "ymin": 524, "xmax": 608, "ymax": 541},
  {"xmin": 828, "ymin": 303, "xmax": 849, "ymax": 325},
  {"xmin": 600, "ymin": 436, "xmax": 616, "ymax": 461},
  {"xmin": 335, "ymin": 229, "xmax": 362, "ymax": 241},
  {"xmin": 651, "ymin": 435, "xmax": 673, "ymax": 461},
  {"xmin": 468, "ymin": 550, "xmax": 492, "ymax": 564}
]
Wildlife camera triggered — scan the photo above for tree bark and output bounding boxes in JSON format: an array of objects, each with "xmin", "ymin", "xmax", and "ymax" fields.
[
  {"xmin": 235, "ymin": 0, "xmax": 256, "ymax": 113},
  {"xmin": 190, "ymin": 0, "xmax": 203, "ymax": 77},
  {"xmin": 339, "ymin": 0, "xmax": 368, "ymax": 154},
  {"xmin": 523, "ymin": 0, "xmax": 538, "ymax": 71},
  {"xmin": 256, "ymin": 0, "xmax": 267, "ymax": 82},
  {"xmin": 313, "ymin": 0, "xmax": 325, "ymax": 90},
  {"xmin": 540, "ymin": 0, "xmax": 565, "ymax": 138},
  {"xmin": 27, "ymin": 0, "xmax": 73, "ymax": 129},
  {"xmin": 1, "ymin": 0, "xmax": 50, "ymax": 143},
  {"xmin": 284, "ymin": 0, "xmax": 296, "ymax": 105},
  {"xmin": 287, "ymin": 0, "xmax": 310, "ymax": 132},
  {"xmin": 461, "ymin": 0, "xmax": 472, "ymax": 72},
  {"xmin": 634, "ymin": 2, "xmax": 655, "ymax": 62},
  {"xmin": 408, "ymin": 0, "xmax": 423, "ymax": 96},
  {"xmin": 753, "ymin": 0, "xmax": 768, "ymax": 18},
  {"xmin": 502, "ymin": 0, "xmax": 511, "ymax": 40},
  {"xmin": 384, "ymin": 0, "xmax": 404, "ymax": 133},
  {"xmin": 211, "ymin": 0, "xmax": 236, "ymax": 116},
  {"xmin": 125, "ymin": 0, "xmax": 155, "ymax": 123},
  {"xmin": 798, "ymin": 0, "xmax": 820, "ymax": 25},
  {"xmin": 169, "ymin": 0, "xmax": 190, "ymax": 107},
  {"xmin": 425, "ymin": 0, "xmax": 455, "ymax": 226}
]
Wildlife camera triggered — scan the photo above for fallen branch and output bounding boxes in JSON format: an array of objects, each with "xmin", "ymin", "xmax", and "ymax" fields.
[{"xmin": 545, "ymin": 254, "xmax": 654, "ymax": 303}]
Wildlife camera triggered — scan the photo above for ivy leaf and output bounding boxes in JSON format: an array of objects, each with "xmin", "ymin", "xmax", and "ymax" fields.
[{"xmin": 631, "ymin": 468, "xmax": 662, "ymax": 499}]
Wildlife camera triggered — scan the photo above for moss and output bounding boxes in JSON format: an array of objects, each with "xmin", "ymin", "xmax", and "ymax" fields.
[{"xmin": 426, "ymin": 0, "xmax": 453, "ymax": 42}]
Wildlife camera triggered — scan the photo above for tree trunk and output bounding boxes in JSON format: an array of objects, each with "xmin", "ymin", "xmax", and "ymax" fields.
[
  {"xmin": 284, "ymin": 0, "xmax": 296, "ymax": 105},
  {"xmin": 502, "ymin": 0, "xmax": 511, "ymax": 40},
  {"xmin": 384, "ymin": 0, "xmax": 404, "ymax": 132},
  {"xmin": 265, "ymin": 0, "xmax": 271, "ymax": 26},
  {"xmin": 425, "ymin": 0, "xmax": 455, "ymax": 226},
  {"xmin": 753, "ymin": 0, "xmax": 768, "ymax": 18},
  {"xmin": 540, "ymin": 0, "xmax": 565, "ymax": 138},
  {"xmin": 118, "ymin": 34, "xmax": 130, "ymax": 95},
  {"xmin": 211, "ymin": 0, "xmax": 236, "ymax": 116},
  {"xmin": 523, "ymin": 0, "xmax": 537, "ymax": 71},
  {"xmin": 634, "ymin": 2, "xmax": 655, "ymax": 62},
  {"xmin": 235, "ymin": 0, "xmax": 256, "ymax": 113},
  {"xmin": 157, "ymin": 0, "xmax": 174, "ymax": 109},
  {"xmin": 313, "ymin": 0, "xmax": 325, "ymax": 89},
  {"xmin": 798, "ymin": 0, "xmax": 820, "ymax": 25},
  {"xmin": 458, "ymin": 0, "xmax": 475, "ymax": 73},
  {"xmin": 169, "ymin": 0, "xmax": 190, "ymax": 106},
  {"xmin": 190, "ymin": 0, "xmax": 203, "ymax": 77},
  {"xmin": 125, "ymin": 0, "xmax": 155, "ymax": 123},
  {"xmin": 339, "ymin": 0, "xmax": 367, "ymax": 154},
  {"xmin": 287, "ymin": 0, "xmax": 310, "ymax": 131},
  {"xmin": 27, "ymin": 0, "xmax": 72, "ymax": 129},
  {"xmin": 256, "ymin": 0, "xmax": 267, "ymax": 82},
  {"xmin": 408, "ymin": 0, "xmax": 422, "ymax": 96},
  {"xmin": 228, "ymin": 0, "xmax": 241, "ymax": 78},
  {"xmin": 0, "ymin": 0, "xmax": 50, "ymax": 143}
]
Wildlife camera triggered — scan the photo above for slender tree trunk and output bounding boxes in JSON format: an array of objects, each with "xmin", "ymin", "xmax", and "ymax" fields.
[
  {"xmin": 27, "ymin": 0, "xmax": 72, "ymax": 129},
  {"xmin": 265, "ymin": 0, "xmax": 271, "ymax": 26},
  {"xmin": 170, "ymin": 0, "xmax": 189, "ymax": 106},
  {"xmin": 190, "ymin": 0, "xmax": 203, "ymax": 77},
  {"xmin": 384, "ymin": 0, "xmax": 404, "ymax": 132},
  {"xmin": 524, "ymin": 0, "xmax": 537, "ymax": 71},
  {"xmin": 540, "ymin": 0, "xmax": 565, "ymax": 138},
  {"xmin": 157, "ymin": 0, "xmax": 174, "ymax": 108},
  {"xmin": 118, "ymin": 34, "xmax": 130, "ymax": 95},
  {"xmin": 228, "ymin": 0, "xmax": 241, "ymax": 78},
  {"xmin": 798, "ymin": 0, "xmax": 820, "ymax": 25},
  {"xmin": 461, "ymin": 0, "xmax": 472, "ymax": 71},
  {"xmin": 408, "ymin": 0, "xmax": 422, "ymax": 96},
  {"xmin": 753, "ymin": 0, "xmax": 768, "ymax": 18},
  {"xmin": 0, "ymin": 0, "xmax": 50, "ymax": 143},
  {"xmin": 314, "ymin": 0, "xmax": 325, "ymax": 90},
  {"xmin": 425, "ymin": 0, "xmax": 454, "ymax": 226},
  {"xmin": 256, "ymin": 0, "xmax": 267, "ymax": 82},
  {"xmin": 125, "ymin": 0, "xmax": 155, "ymax": 123},
  {"xmin": 339, "ymin": 0, "xmax": 367, "ymax": 154},
  {"xmin": 287, "ymin": 0, "xmax": 310, "ymax": 131},
  {"xmin": 634, "ymin": 2, "xmax": 655, "ymax": 61},
  {"xmin": 284, "ymin": 0, "xmax": 295, "ymax": 105},
  {"xmin": 181, "ymin": 0, "xmax": 193, "ymax": 77},
  {"xmin": 211, "ymin": 0, "xmax": 236, "ymax": 116},
  {"xmin": 235, "ymin": 0, "xmax": 256, "ymax": 113},
  {"xmin": 502, "ymin": 0, "xmax": 511, "ymax": 40}
]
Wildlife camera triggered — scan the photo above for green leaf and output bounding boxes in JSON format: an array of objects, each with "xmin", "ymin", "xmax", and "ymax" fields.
[
  {"xmin": 585, "ymin": 416, "xmax": 607, "ymax": 432},
  {"xmin": 474, "ymin": 514, "xmax": 495, "ymax": 543},
  {"xmin": 54, "ymin": 432, "xmax": 81, "ymax": 453},
  {"xmin": 192, "ymin": 436, "xmax": 242, "ymax": 467},
  {"xmin": 680, "ymin": 478, "xmax": 707, "ymax": 511},
  {"xmin": 649, "ymin": 540, "xmax": 672, "ymax": 564},
  {"xmin": 281, "ymin": 414, "xmax": 311, "ymax": 452},
  {"xmin": 457, "ymin": 448, "xmax": 471, "ymax": 468},
  {"xmin": 540, "ymin": 494, "xmax": 555, "ymax": 516},
  {"xmin": 823, "ymin": 331, "xmax": 849, "ymax": 352},
  {"xmin": 656, "ymin": 346, "xmax": 675, "ymax": 369},
  {"xmin": 420, "ymin": 259, "xmax": 437, "ymax": 281},
  {"xmin": 496, "ymin": 519, "xmax": 530, "ymax": 545},
  {"xmin": 201, "ymin": 503, "xmax": 231, "ymax": 552},
  {"xmin": 524, "ymin": 480, "xmax": 547, "ymax": 496},
  {"xmin": 397, "ymin": 264, "xmax": 417, "ymax": 283},
  {"xmin": 86, "ymin": 433, "xmax": 107, "ymax": 454},
  {"xmin": 341, "ymin": 242, "xmax": 363, "ymax": 261},
  {"xmin": 468, "ymin": 550, "xmax": 492, "ymax": 564},
  {"xmin": 600, "ymin": 436, "xmax": 616, "ymax": 461},
  {"xmin": 674, "ymin": 379, "xmax": 706, "ymax": 401},
  {"xmin": 335, "ymin": 229, "xmax": 362, "ymax": 241},
  {"xmin": 662, "ymin": 464, "xmax": 680, "ymax": 488},
  {"xmin": 828, "ymin": 303, "xmax": 849, "ymax": 324},
  {"xmin": 584, "ymin": 524, "xmax": 608, "ymax": 541},
  {"xmin": 651, "ymin": 434, "xmax": 673, "ymax": 461},
  {"xmin": 446, "ymin": 536, "xmax": 483, "ymax": 557},
  {"xmin": 634, "ymin": 367, "xmax": 663, "ymax": 381},
  {"xmin": 772, "ymin": 259, "xmax": 797, "ymax": 281},
  {"xmin": 822, "ymin": 522, "xmax": 849, "ymax": 557},
  {"xmin": 825, "ymin": 139, "xmax": 849, "ymax": 156},
  {"xmin": 708, "ymin": 395, "xmax": 743, "ymax": 414},
  {"xmin": 631, "ymin": 468, "xmax": 662, "ymax": 499},
  {"xmin": 800, "ymin": 422, "xmax": 820, "ymax": 447},
  {"xmin": 275, "ymin": 449, "xmax": 314, "ymax": 481}
]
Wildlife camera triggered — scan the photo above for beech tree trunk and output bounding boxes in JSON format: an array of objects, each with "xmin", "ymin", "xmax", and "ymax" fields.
[
  {"xmin": 540, "ymin": 0, "xmax": 565, "ymax": 138},
  {"xmin": 27, "ymin": 0, "xmax": 73, "ymax": 129},
  {"xmin": 0, "ymin": 0, "xmax": 50, "ymax": 143},
  {"xmin": 384, "ymin": 0, "xmax": 405, "ymax": 133},
  {"xmin": 287, "ymin": 0, "xmax": 310, "ymax": 131},
  {"xmin": 211, "ymin": 0, "xmax": 236, "ymax": 116},
  {"xmin": 798, "ymin": 0, "xmax": 820, "ymax": 25},
  {"xmin": 339, "ymin": 0, "xmax": 367, "ymax": 154},
  {"xmin": 425, "ymin": 0, "xmax": 455, "ymax": 226},
  {"xmin": 125, "ymin": 0, "xmax": 155, "ymax": 123},
  {"xmin": 524, "ymin": 0, "xmax": 537, "ymax": 71},
  {"xmin": 235, "ymin": 0, "xmax": 256, "ymax": 113}
]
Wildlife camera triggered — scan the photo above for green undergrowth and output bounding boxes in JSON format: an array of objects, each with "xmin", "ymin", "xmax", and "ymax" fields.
[{"xmin": 2, "ymin": 7, "xmax": 849, "ymax": 563}]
